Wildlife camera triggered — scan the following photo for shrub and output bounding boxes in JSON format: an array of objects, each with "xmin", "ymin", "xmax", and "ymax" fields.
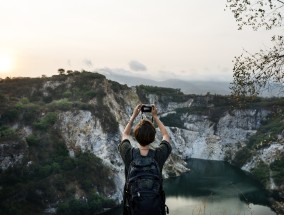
[
  {"xmin": 109, "ymin": 80, "xmax": 128, "ymax": 92},
  {"xmin": 160, "ymin": 107, "xmax": 193, "ymax": 128},
  {"xmin": 0, "ymin": 108, "xmax": 19, "ymax": 124},
  {"xmin": 248, "ymin": 112, "xmax": 284, "ymax": 149},
  {"xmin": 160, "ymin": 112, "xmax": 184, "ymax": 128},
  {"xmin": 187, "ymin": 106, "xmax": 208, "ymax": 115},
  {"xmin": 19, "ymin": 97, "xmax": 30, "ymax": 104},
  {"xmin": 21, "ymin": 103, "xmax": 41, "ymax": 125},
  {"xmin": 63, "ymin": 90, "xmax": 72, "ymax": 98},
  {"xmin": 251, "ymin": 161, "xmax": 270, "ymax": 186},
  {"xmin": 232, "ymin": 147, "xmax": 253, "ymax": 167},
  {"xmin": 48, "ymin": 99, "xmax": 72, "ymax": 111},
  {"xmin": 0, "ymin": 77, "xmax": 44, "ymax": 100},
  {"xmin": 61, "ymin": 158, "xmax": 75, "ymax": 171},
  {"xmin": 73, "ymin": 152, "xmax": 115, "ymax": 193},
  {"xmin": 0, "ymin": 126, "xmax": 19, "ymax": 141},
  {"xmin": 43, "ymin": 95, "xmax": 53, "ymax": 103},
  {"xmin": 33, "ymin": 112, "xmax": 57, "ymax": 130},
  {"xmin": 26, "ymin": 134, "xmax": 39, "ymax": 146},
  {"xmin": 83, "ymin": 90, "xmax": 97, "ymax": 101},
  {"xmin": 57, "ymin": 199, "xmax": 88, "ymax": 215},
  {"xmin": 53, "ymin": 174, "xmax": 65, "ymax": 191},
  {"xmin": 89, "ymin": 192, "xmax": 115, "ymax": 210},
  {"xmin": 57, "ymin": 194, "xmax": 116, "ymax": 215},
  {"xmin": 270, "ymin": 159, "xmax": 284, "ymax": 186},
  {"xmin": 136, "ymin": 85, "xmax": 189, "ymax": 103},
  {"xmin": 93, "ymin": 104, "xmax": 118, "ymax": 133},
  {"xmin": 75, "ymin": 102, "xmax": 94, "ymax": 111},
  {"xmin": 38, "ymin": 164, "xmax": 52, "ymax": 178},
  {"xmin": 81, "ymin": 179, "xmax": 93, "ymax": 190}
]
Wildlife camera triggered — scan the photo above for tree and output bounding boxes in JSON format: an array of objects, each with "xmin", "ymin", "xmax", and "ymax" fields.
[
  {"xmin": 66, "ymin": 70, "xmax": 73, "ymax": 75},
  {"xmin": 226, "ymin": 0, "xmax": 284, "ymax": 98},
  {"xmin": 58, "ymin": 68, "xmax": 65, "ymax": 75}
]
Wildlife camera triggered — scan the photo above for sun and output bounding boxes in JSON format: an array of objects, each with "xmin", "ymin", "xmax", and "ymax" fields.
[{"xmin": 0, "ymin": 52, "xmax": 13, "ymax": 73}]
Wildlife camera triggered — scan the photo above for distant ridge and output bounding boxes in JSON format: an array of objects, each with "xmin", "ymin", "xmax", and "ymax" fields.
[{"xmin": 102, "ymin": 72, "xmax": 231, "ymax": 95}]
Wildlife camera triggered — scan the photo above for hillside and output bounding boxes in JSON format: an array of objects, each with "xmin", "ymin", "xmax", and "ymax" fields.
[{"xmin": 0, "ymin": 71, "xmax": 283, "ymax": 215}]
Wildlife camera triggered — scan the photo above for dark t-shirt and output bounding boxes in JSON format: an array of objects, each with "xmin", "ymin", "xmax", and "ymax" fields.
[{"xmin": 118, "ymin": 139, "xmax": 172, "ymax": 177}]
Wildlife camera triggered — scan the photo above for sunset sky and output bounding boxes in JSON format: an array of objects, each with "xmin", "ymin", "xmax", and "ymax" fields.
[{"xmin": 0, "ymin": 0, "xmax": 280, "ymax": 81}]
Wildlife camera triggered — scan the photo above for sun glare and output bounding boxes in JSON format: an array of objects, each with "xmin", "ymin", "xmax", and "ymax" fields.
[{"xmin": 0, "ymin": 52, "xmax": 13, "ymax": 73}]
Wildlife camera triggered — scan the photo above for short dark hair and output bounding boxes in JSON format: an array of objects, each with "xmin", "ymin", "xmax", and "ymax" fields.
[{"xmin": 134, "ymin": 119, "xmax": 156, "ymax": 146}]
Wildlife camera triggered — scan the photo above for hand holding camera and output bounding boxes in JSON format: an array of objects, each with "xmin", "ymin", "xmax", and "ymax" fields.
[
  {"xmin": 141, "ymin": 104, "xmax": 153, "ymax": 113},
  {"xmin": 141, "ymin": 104, "xmax": 158, "ymax": 119}
]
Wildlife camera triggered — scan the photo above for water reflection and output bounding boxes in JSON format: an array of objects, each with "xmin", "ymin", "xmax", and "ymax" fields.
[
  {"xmin": 104, "ymin": 159, "xmax": 275, "ymax": 215},
  {"xmin": 164, "ymin": 159, "xmax": 275, "ymax": 215}
]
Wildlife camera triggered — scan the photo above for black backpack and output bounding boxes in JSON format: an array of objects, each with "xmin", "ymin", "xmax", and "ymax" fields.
[{"xmin": 123, "ymin": 148, "xmax": 169, "ymax": 215}]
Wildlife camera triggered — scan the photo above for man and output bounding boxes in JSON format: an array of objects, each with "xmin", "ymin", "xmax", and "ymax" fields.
[{"xmin": 119, "ymin": 104, "xmax": 171, "ymax": 215}]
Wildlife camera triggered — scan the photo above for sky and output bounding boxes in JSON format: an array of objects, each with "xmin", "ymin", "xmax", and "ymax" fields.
[{"xmin": 0, "ymin": 0, "xmax": 280, "ymax": 81}]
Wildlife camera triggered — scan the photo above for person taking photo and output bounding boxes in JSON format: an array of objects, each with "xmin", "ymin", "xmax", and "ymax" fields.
[{"xmin": 119, "ymin": 104, "xmax": 171, "ymax": 215}]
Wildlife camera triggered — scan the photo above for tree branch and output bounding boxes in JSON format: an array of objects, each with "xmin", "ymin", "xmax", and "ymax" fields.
[{"xmin": 276, "ymin": 0, "xmax": 284, "ymax": 5}]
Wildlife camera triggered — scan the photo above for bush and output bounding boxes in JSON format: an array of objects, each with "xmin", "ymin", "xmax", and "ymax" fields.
[
  {"xmin": 93, "ymin": 104, "xmax": 118, "ymax": 133},
  {"xmin": 57, "ymin": 194, "xmax": 116, "ymax": 215},
  {"xmin": 160, "ymin": 107, "xmax": 201, "ymax": 128},
  {"xmin": 109, "ymin": 80, "xmax": 128, "ymax": 92},
  {"xmin": 74, "ymin": 102, "xmax": 94, "ymax": 111},
  {"xmin": 26, "ymin": 134, "xmax": 39, "ymax": 146},
  {"xmin": 136, "ymin": 85, "xmax": 189, "ymax": 103},
  {"xmin": 160, "ymin": 112, "xmax": 184, "ymax": 128},
  {"xmin": 232, "ymin": 147, "xmax": 253, "ymax": 167},
  {"xmin": 83, "ymin": 90, "xmax": 97, "ymax": 101},
  {"xmin": 270, "ymin": 159, "xmax": 284, "ymax": 186},
  {"xmin": 43, "ymin": 95, "xmax": 53, "ymax": 103},
  {"xmin": 38, "ymin": 164, "xmax": 52, "ymax": 178},
  {"xmin": 0, "ymin": 108, "xmax": 19, "ymax": 124},
  {"xmin": 21, "ymin": 103, "xmax": 41, "ymax": 125},
  {"xmin": 53, "ymin": 174, "xmax": 65, "ymax": 191},
  {"xmin": 57, "ymin": 199, "xmax": 88, "ymax": 215},
  {"xmin": 74, "ymin": 152, "xmax": 115, "ymax": 193},
  {"xmin": 248, "ymin": 112, "xmax": 284, "ymax": 149},
  {"xmin": 0, "ymin": 77, "xmax": 44, "ymax": 100},
  {"xmin": 251, "ymin": 161, "xmax": 270, "ymax": 186},
  {"xmin": 0, "ymin": 126, "xmax": 19, "ymax": 141},
  {"xmin": 33, "ymin": 112, "xmax": 57, "ymax": 130},
  {"xmin": 63, "ymin": 90, "xmax": 72, "ymax": 98},
  {"xmin": 61, "ymin": 158, "xmax": 76, "ymax": 171},
  {"xmin": 48, "ymin": 99, "xmax": 72, "ymax": 111}
]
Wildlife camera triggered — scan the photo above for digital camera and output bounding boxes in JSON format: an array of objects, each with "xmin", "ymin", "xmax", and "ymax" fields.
[{"xmin": 141, "ymin": 104, "xmax": 153, "ymax": 113}]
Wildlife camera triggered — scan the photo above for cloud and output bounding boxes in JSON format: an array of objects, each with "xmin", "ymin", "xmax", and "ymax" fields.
[
  {"xmin": 129, "ymin": 60, "xmax": 147, "ymax": 71},
  {"xmin": 97, "ymin": 67, "xmax": 130, "ymax": 76},
  {"xmin": 83, "ymin": 59, "xmax": 93, "ymax": 68}
]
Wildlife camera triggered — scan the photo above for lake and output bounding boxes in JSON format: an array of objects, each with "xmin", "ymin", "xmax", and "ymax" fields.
[{"xmin": 104, "ymin": 159, "xmax": 276, "ymax": 215}]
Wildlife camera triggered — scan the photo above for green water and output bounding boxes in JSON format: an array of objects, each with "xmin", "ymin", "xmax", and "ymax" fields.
[
  {"xmin": 105, "ymin": 159, "xmax": 276, "ymax": 215},
  {"xmin": 164, "ymin": 159, "xmax": 275, "ymax": 215}
]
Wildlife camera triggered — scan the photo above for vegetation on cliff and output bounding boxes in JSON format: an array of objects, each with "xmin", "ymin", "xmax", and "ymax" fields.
[
  {"xmin": 0, "ymin": 71, "xmax": 283, "ymax": 214},
  {"xmin": 0, "ymin": 71, "xmax": 124, "ymax": 214}
]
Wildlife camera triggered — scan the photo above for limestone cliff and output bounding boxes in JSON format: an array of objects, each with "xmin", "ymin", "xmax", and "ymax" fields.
[{"xmin": 0, "ymin": 72, "xmax": 283, "ymax": 214}]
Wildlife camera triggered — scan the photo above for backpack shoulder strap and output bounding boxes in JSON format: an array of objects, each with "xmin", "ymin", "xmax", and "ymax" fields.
[
  {"xmin": 131, "ymin": 148, "xmax": 141, "ymax": 161},
  {"xmin": 131, "ymin": 148, "xmax": 156, "ymax": 160},
  {"xmin": 148, "ymin": 149, "xmax": 163, "ymax": 180},
  {"xmin": 147, "ymin": 149, "xmax": 156, "ymax": 159}
]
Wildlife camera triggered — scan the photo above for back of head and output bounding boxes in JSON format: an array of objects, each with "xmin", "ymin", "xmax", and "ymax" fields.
[{"xmin": 134, "ymin": 119, "xmax": 156, "ymax": 146}]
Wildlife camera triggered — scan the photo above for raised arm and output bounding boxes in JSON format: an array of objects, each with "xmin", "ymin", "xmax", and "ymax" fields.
[
  {"xmin": 151, "ymin": 105, "xmax": 170, "ymax": 143},
  {"xmin": 122, "ymin": 104, "xmax": 142, "ymax": 141}
]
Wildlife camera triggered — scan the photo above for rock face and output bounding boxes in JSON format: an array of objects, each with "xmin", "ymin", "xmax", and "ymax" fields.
[
  {"xmin": 0, "ymin": 75, "xmax": 282, "ymax": 206},
  {"xmin": 53, "ymin": 101, "xmax": 273, "ymax": 202},
  {"xmin": 168, "ymin": 109, "xmax": 270, "ymax": 161},
  {"xmin": 55, "ymin": 109, "xmax": 189, "ymax": 202},
  {"xmin": 0, "ymin": 140, "xmax": 27, "ymax": 170}
]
